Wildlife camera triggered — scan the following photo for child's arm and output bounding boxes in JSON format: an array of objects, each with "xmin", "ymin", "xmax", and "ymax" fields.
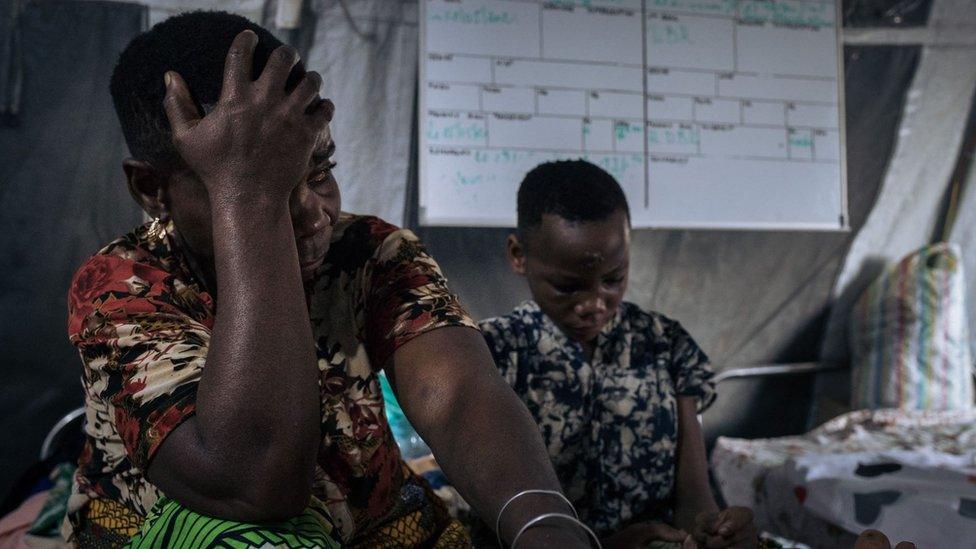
[
  {"xmin": 673, "ymin": 396, "xmax": 720, "ymax": 533},
  {"xmin": 673, "ymin": 396, "xmax": 760, "ymax": 548}
]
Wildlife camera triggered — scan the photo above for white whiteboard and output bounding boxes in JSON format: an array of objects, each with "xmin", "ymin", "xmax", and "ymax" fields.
[{"xmin": 419, "ymin": 0, "xmax": 848, "ymax": 230}]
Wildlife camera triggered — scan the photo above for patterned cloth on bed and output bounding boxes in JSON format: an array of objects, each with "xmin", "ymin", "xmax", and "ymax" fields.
[{"xmin": 712, "ymin": 408, "xmax": 976, "ymax": 548}]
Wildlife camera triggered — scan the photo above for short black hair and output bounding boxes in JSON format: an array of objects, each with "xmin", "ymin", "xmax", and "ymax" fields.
[
  {"xmin": 517, "ymin": 159, "xmax": 630, "ymax": 237},
  {"xmin": 110, "ymin": 11, "xmax": 301, "ymax": 171}
]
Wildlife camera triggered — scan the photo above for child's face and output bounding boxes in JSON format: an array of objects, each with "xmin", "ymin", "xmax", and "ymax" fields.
[{"xmin": 508, "ymin": 208, "xmax": 630, "ymax": 345}]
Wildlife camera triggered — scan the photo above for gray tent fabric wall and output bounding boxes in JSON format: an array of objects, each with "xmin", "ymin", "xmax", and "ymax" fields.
[
  {"xmin": 0, "ymin": 0, "xmax": 146, "ymax": 498},
  {"xmin": 0, "ymin": 0, "xmax": 22, "ymax": 122},
  {"xmin": 948, "ymin": 111, "xmax": 976, "ymax": 361}
]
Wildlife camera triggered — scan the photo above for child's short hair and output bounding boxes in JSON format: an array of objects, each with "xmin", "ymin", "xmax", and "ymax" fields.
[{"xmin": 516, "ymin": 159, "xmax": 630, "ymax": 237}]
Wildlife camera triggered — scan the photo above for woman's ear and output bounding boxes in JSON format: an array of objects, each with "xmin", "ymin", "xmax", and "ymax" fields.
[
  {"xmin": 123, "ymin": 159, "xmax": 169, "ymax": 220},
  {"xmin": 506, "ymin": 233, "xmax": 527, "ymax": 275}
]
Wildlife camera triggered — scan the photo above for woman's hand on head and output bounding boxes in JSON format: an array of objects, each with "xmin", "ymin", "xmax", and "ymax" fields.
[
  {"xmin": 692, "ymin": 507, "xmax": 759, "ymax": 549},
  {"xmin": 601, "ymin": 521, "xmax": 692, "ymax": 548},
  {"xmin": 162, "ymin": 30, "xmax": 333, "ymax": 204}
]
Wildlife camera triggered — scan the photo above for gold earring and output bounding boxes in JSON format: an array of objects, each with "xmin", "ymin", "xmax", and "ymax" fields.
[{"xmin": 148, "ymin": 217, "xmax": 167, "ymax": 241}]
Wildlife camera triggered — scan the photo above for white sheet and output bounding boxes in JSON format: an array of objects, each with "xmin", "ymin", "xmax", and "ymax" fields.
[{"xmin": 786, "ymin": 450, "xmax": 976, "ymax": 547}]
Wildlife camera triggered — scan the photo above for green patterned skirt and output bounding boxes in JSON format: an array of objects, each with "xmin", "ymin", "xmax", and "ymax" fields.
[{"xmin": 124, "ymin": 496, "xmax": 341, "ymax": 548}]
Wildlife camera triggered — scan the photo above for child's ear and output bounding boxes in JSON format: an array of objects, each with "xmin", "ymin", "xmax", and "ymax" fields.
[{"xmin": 506, "ymin": 233, "xmax": 527, "ymax": 275}]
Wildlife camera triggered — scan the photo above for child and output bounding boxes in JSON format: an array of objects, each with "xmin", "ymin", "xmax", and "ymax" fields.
[{"xmin": 479, "ymin": 160, "xmax": 762, "ymax": 548}]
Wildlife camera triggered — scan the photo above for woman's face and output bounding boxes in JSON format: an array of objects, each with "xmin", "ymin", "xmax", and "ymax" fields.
[{"xmin": 164, "ymin": 124, "xmax": 341, "ymax": 283}]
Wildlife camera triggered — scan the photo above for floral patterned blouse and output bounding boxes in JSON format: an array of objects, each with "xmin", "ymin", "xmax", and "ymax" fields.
[
  {"xmin": 65, "ymin": 214, "xmax": 476, "ymax": 547},
  {"xmin": 479, "ymin": 301, "xmax": 716, "ymax": 536}
]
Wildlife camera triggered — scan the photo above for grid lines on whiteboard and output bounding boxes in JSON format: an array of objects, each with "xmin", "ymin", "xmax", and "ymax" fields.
[{"xmin": 420, "ymin": 0, "xmax": 846, "ymax": 229}]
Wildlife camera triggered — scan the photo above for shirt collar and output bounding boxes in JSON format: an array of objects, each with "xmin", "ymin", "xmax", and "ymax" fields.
[{"xmin": 518, "ymin": 300, "xmax": 624, "ymax": 360}]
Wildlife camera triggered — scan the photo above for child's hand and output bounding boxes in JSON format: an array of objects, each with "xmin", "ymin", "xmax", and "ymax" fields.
[
  {"xmin": 601, "ymin": 521, "xmax": 690, "ymax": 548},
  {"xmin": 854, "ymin": 529, "xmax": 916, "ymax": 549},
  {"xmin": 692, "ymin": 507, "xmax": 759, "ymax": 548}
]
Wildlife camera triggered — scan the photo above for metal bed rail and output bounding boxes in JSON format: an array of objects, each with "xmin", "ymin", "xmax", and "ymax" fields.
[{"xmin": 713, "ymin": 361, "xmax": 843, "ymax": 384}]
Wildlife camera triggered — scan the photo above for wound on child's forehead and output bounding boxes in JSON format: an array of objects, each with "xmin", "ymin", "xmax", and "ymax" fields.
[{"xmin": 581, "ymin": 251, "xmax": 604, "ymax": 268}]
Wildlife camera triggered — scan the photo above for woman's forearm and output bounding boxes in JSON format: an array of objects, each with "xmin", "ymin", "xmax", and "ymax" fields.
[
  {"xmin": 196, "ymin": 198, "xmax": 320, "ymax": 471},
  {"xmin": 149, "ymin": 199, "xmax": 321, "ymax": 520}
]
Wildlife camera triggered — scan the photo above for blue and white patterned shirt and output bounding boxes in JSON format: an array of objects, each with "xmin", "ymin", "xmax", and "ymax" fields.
[{"xmin": 479, "ymin": 301, "xmax": 716, "ymax": 535}]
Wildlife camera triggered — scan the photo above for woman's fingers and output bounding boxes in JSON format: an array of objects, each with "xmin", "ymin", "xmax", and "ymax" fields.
[
  {"xmin": 162, "ymin": 71, "xmax": 199, "ymax": 136},
  {"xmin": 219, "ymin": 30, "xmax": 258, "ymax": 102},
  {"xmin": 257, "ymin": 44, "xmax": 300, "ymax": 95},
  {"xmin": 307, "ymin": 97, "xmax": 334, "ymax": 130},
  {"xmin": 292, "ymin": 71, "xmax": 323, "ymax": 111}
]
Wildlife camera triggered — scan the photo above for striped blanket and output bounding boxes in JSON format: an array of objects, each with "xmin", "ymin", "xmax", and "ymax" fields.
[{"xmin": 850, "ymin": 242, "xmax": 974, "ymax": 410}]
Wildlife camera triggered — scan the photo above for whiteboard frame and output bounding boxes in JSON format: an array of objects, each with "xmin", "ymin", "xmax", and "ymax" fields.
[
  {"xmin": 418, "ymin": 0, "xmax": 430, "ymax": 218},
  {"xmin": 835, "ymin": 0, "xmax": 851, "ymax": 232},
  {"xmin": 417, "ymin": 0, "xmax": 850, "ymax": 232}
]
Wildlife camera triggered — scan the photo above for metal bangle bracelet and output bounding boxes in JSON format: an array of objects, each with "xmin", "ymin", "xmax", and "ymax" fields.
[
  {"xmin": 510, "ymin": 512, "xmax": 602, "ymax": 549},
  {"xmin": 495, "ymin": 489, "xmax": 578, "ymax": 548}
]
